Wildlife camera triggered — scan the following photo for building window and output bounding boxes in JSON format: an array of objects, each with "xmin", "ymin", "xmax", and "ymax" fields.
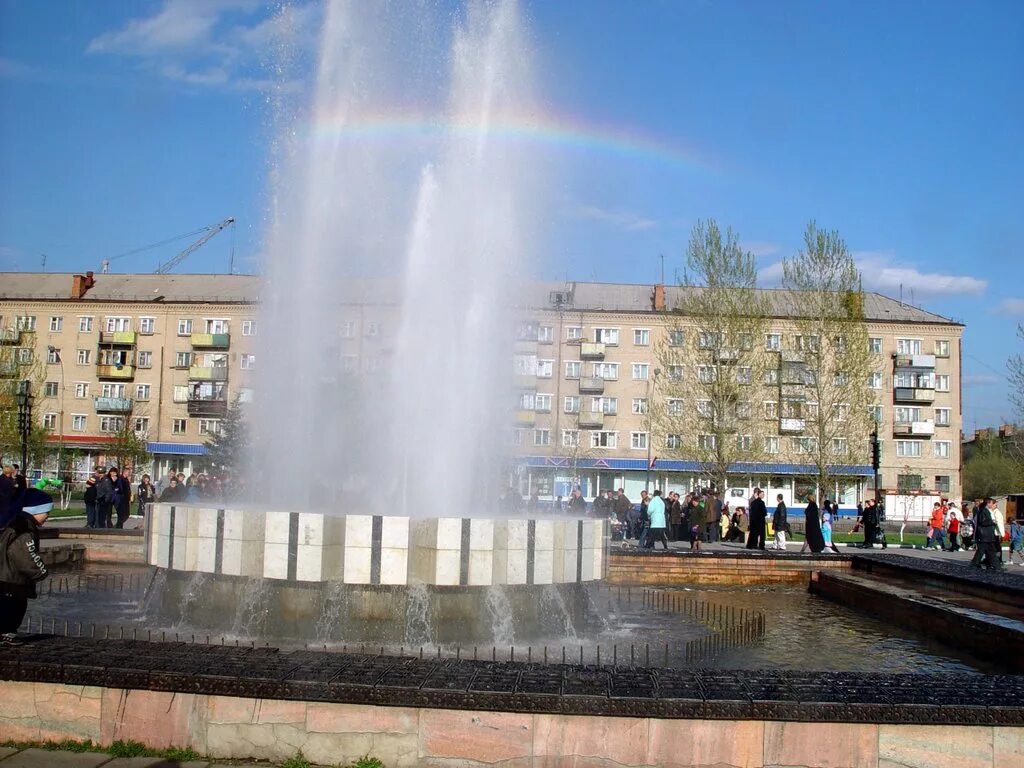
[
  {"xmin": 74, "ymin": 383, "xmax": 88, "ymax": 398},
  {"xmin": 563, "ymin": 396, "xmax": 580, "ymax": 414},
  {"xmin": 177, "ymin": 319, "xmax": 193, "ymax": 336},
  {"xmin": 935, "ymin": 339, "xmax": 950, "ymax": 358},
  {"xmin": 697, "ymin": 400, "xmax": 713, "ymax": 419},
  {"xmin": 537, "ymin": 325, "xmax": 553, "ymax": 343},
  {"xmin": 172, "ymin": 419, "xmax": 188, "ymax": 435},
  {"xmin": 697, "ymin": 434, "xmax": 716, "ymax": 450},
  {"xmin": 697, "ymin": 365, "xmax": 717, "ymax": 384},
  {"xmin": 71, "ymin": 415, "xmax": 86, "ymax": 431},
  {"xmin": 241, "ymin": 319, "xmax": 257, "ymax": 337},
  {"xmin": 175, "ymin": 352, "xmax": 191, "ymax": 368},
  {"xmin": 898, "ymin": 474, "xmax": 922, "ymax": 491},
  {"xmin": 534, "ymin": 394, "xmax": 552, "ymax": 413},
  {"xmin": 765, "ymin": 333, "xmax": 781, "ymax": 351},
  {"xmin": 631, "ymin": 432, "xmax": 649, "ymax": 450},
  {"xmin": 665, "ymin": 434, "xmax": 683, "ymax": 450},
  {"xmin": 737, "ymin": 333, "xmax": 754, "ymax": 351},
  {"xmin": 101, "ymin": 383, "xmax": 126, "ymax": 398},
  {"xmin": 565, "ymin": 361, "xmax": 581, "ymax": 379},
  {"xmin": 736, "ymin": 366, "xmax": 752, "ymax": 385},
  {"xmin": 935, "ymin": 375, "xmax": 950, "ymax": 392},
  {"xmin": 340, "ymin": 322, "xmax": 355, "ymax": 338},
  {"xmin": 764, "ymin": 401, "xmax": 778, "ymax": 419},
  {"xmin": 736, "ymin": 401, "xmax": 752, "ymax": 420},
  {"xmin": 136, "ymin": 351, "xmax": 152, "ymax": 368},
  {"xmin": 76, "ymin": 349, "xmax": 91, "ymax": 365},
  {"xmin": 934, "ymin": 440, "xmax": 951, "ymax": 459},
  {"xmin": 667, "ymin": 398, "xmax": 683, "ymax": 415},
  {"xmin": 667, "ymin": 365, "xmax": 684, "ymax": 381},
  {"xmin": 43, "ymin": 381, "xmax": 58, "ymax": 397},
  {"xmin": 896, "ymin": 338, "xmax": 922, "ymax": 355},
  {"xmin": 173, "ymin": 385, "xmax": 189, "ymax": 403},
  {"xmin": 536, "ymin": 359, "xmax": 554, "ymax": 378},
  {"xmin": 590, "ymin": 431, "xmax": 617, "ymax": 449},
  {"xmin": 49, "ymin": 316, "xmax": 63, "ymax": 332},
  {"xmin": 199, "ymin": 419, "xmax": 222, "ymax": 437},
  {"xmin": 42, "ymin": 413, "xmax": 57, "ymax": 430},
  {"xmin": 869, "ymin": 404, "xmax": 883, "ymax": 423},
  {"xmin": 46, "ymin": 347, "xmax": 60, "ymax": 364},
  {"xmin": 935, "ymin": 475, "xmax": 951, "ymax": 493},
  {"xmin": 137, "ymin": 317, "xmax": 155, "ymax": 334},
  {"xmin": 533, "ymin": 428, "xmax": 551, "ymax": 447},
  {"xmin": 14, "ymin": 348, "xmax": 31, "ymax": 364},
  {"xmin": 134, "ymin": 417, "xmax": 150, "ymax": 434},
  {"xmin": 935, "ymin": 408, "xmax": 950, "ymax": 426},
  {"xmin": 78, "ymin": 316, "xmax": 93, "ymax": 332},
  {"xmin": 796, "ymin": 334, "xmax": 820, "ymax": 352},
  {"xmin": 238, "ymin": 388, "xmax": 254, "ymax": 404},
  {"xmin": 833, "ymin": 371, "xmax": 849, "ymax": 386},
  {"xmin": 241, "ymin": 354, "xmax": 255, "ymax": 370},
  {"xmin": 519, "ymin": 392, "xmax": 536, "ymax": 413},
  {"xmin": 105, "ymin": 317, "xmax": 131, "ymax": 333},
  {"xmin": 632, "ymin": 363, "xmax": 649, "ymax": 380},
  {"xmin": 632, "ymin": 398, "xmax": 648, "ymax": 415},
  {"xmin": 99, "ymin": 416, "xmax": 125, "ymax": 433},
  {"xmin": 562, "ymin": 430, "xmax": 579, "ymax": 448},
  {"xmin": 592, "ymin": 397, "xmax": 617, "ymax": 415},
  {"xmin": 764, "ymin": 369, "xmax": 779, "ymax": 385},
  {"xmin": 136, "ymin": 384, "xmax": 151, "ymax": 400},
  {"xmin": 633, "ymin": 329, "xmax": 650, "ymax": 346},
  {"xmin": 697, "ymin": 331, "xmax": 721, "ymax": 350},
  {"xmin": 867, "ymin": 372, "xmax": 882, "ymax": 389},
  {"xmin": 832, "ymin": 438, "xmax": 848, "ymax": 455},
  {"xmin": 365, "ymin": 322, "xmax": 380, "ymax": 337},
  {"xmin": 16, "ymin": 316, "xmax": 36, "ymax": 331},
  {"xmin": 896, "ymin": 440, "xmax": 923, "ymax": 458},
  {"xmin": 868, "ymin": 337, "xmax": 882, "ymax": 354},
  {"xmin": 566, "ymin": 326, "xmax": 582, "ymax": 341},
  {"xmin": 668, "ymin": 330, "xmax": 685, "ymax": 347},
  {"xmin": 764, "ymin": 436, "xmax": 779, "ymax": 455},
  {"xmin": 793, "ymin": 437, "xmax": 818, "ymax": 454},
  {"xmin": 592, "ymin": 362, "xmax": 619, "ymax": 380},
  {"xmin": 594, "ymin": 328, "xmax": 619, "ymax": 345}
]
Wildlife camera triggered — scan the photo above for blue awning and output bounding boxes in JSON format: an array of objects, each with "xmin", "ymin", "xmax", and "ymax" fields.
[
  {"xmin": 517, "ymin": 456, "xmax": 873, "ymax": 476},
  {"xmin": 147, "ymin": 442, "xmax": 209, "ymax": 456}
]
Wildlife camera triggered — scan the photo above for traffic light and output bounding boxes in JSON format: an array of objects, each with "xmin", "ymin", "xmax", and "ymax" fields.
[{"xmin": 870, "ymin": 432, "xmax": 881, "ymax": 471}]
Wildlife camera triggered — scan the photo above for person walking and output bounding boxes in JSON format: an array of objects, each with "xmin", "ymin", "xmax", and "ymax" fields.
[
  {"xmin": 820, "ymin": 511, "xmax": 842, "ymax": 554},
  {"xmin": 1009, "ymin": 518, "xmax": 1024, "ymax": 566},
  {"xmin": 970, "ymin": 498, "xmax": 1002, "ymax": 570},
  {"xmin": 0, "ymin": 486, "xmax": 52, "ymax": 643},
  {"xmin": 568, "ymin": 488, "xmax": 586, "ymax": 516},
  {"xmin": 613, "ymin": 488, "xmax": 631, "ymax": 531},
  {"xmin": 95, "ymin": 468, "xmax": 116, "ymax": 529},
  {"xmin": 946, "ymin": 502, "xmax": 962, "ymax": 551},
  {"xmin": 137, "ymin": 474, "xmax": 156, "ymax": 517},
  {"xmin": 771, "ymin": 494, "xmax": 789, "ymax": 550},
  {"xmin": 746, "ymin": 488, "xmax": 768, "ymax": 550},
  {"xmin": 800, "ymin": 495, "xmax": 827, "ymax": 554},
  {"xmin": 688, "ymin": 494, "xmax": 705, "ymax": 552},
  {"xmin": 644, "ymin": 489, "xmax": 669, "ymax": 550},
  {"xmin": 927, "ymin": 502, "xmax": 946, "ymax": 551},
  {"xmin": 82, "ymin": 467, "xmax": 102, "ymax": 528},
  {"xmin": 115, "ymin": 469, "xmax": 133, "ymax": 528}
]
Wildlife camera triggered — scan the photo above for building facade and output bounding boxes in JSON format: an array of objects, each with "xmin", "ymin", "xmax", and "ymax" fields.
[{"xmin": 0, "ymin": 273, "xmax": 963, "ymax": 505}]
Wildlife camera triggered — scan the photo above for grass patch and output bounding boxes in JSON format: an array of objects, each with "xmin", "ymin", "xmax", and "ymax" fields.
[
  {"xmin": 352, "ymin": 757, "xmax": 385, "ymax": 768},
  {"xmin": 283, "ymin": 752, "xmax": 313, "ymax": 768},
  {"xmin": 0, "ymin": 738, "xmax": 200, "ymax": 761}
]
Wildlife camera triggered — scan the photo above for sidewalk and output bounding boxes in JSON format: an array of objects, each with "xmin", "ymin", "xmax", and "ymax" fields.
[{"xmin": 0, "ymin": 746, "xmax": 328, "ymax": 767}]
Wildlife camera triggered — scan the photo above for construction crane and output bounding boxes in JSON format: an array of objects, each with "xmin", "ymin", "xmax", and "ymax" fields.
[{"xmin": 155, "ymin": 217, "xmax": 235, "ymax": 274}]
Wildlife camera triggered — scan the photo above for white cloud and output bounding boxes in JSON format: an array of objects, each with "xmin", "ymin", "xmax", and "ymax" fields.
[
  {"xmin": 757, "ymin": 250, "xmax": 986, "ymax": 299},
  {"xmin": 741, "ymin": 240, "xmax": 781, "ymax": 258},
  {"xmin": 963, "ymin": 373, "xmax": 1000, "ymax": 386},
  {"xmin": 86, "ymin": 1, "xmax": 319, "ymax": 92},
  {"xmin": 995, "ymin": 298, "xmax": 1024, "ymax": 316},
  {"xmin": 569, "ymin": 204, "xmax": 657, "ymax": 232}
]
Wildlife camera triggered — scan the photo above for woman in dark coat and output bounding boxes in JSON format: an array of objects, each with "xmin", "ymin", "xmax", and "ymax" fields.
[{"xmin": 800, "ymin": 496, "xmax": 826, "ymax": 553}]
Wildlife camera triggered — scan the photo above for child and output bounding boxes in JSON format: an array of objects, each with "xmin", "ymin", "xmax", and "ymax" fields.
[
  {"xmin": 0, "ymin": 487, "xmax": 52, "ymax": 644},
  {"xmin": 1010, "ymin": 519, "xmax": 1024, "ymax": 566},
  {"xmin": 821, "ymin": 511, "xmax": 842, "ymax": 554}
]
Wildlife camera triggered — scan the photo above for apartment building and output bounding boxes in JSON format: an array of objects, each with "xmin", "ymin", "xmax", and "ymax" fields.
[{"xmin": 0, "ymin": 273, "xmax": 963, "ymax": 504}]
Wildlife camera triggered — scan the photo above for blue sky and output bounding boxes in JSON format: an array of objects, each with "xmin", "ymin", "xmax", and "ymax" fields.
[{"xmin": 1, "ymin": 0, "xmax": 1021, "ymax": 430}]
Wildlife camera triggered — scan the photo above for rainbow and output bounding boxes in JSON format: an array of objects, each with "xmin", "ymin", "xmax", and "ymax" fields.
[{"xmin": 308, "ymin": 109, "xmax": 719, "ymax": 175}]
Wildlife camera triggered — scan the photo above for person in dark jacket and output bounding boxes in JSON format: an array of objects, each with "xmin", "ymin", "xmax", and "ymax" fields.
[
  {"xmin": 771, "ymin": 495, "xmax": 789, "ymax": 550},
  {"xmin": 83, "ymin": 467, "xmax": 101, "ymax": 528},
  {"xmin": 114, "ymin": 469, "xmax": 132, "ymax": 528},
  {"xmin": 137, "ymin": 474, "xmax": 155, "ymax": 516},
  {"xmin": 0, "ymin": 466, "xmax": 16, "ymax": 523},
  {"xmin": 746, "ymin": 488, "xmax": 768, "ymax": 550},
  {"xmin": 159, "ymin": 476, "xmax": 184, "ymax": 502},
  {"xmin": 0, "ymin": 487, "xmax": 51, "ymax": 642},
  {"xmin": 95, "ymin": 468, "xmax": 118, "ymax": 529},
  {"xmin": 12, "ymin": 465, "xmax": 27, "ymax": 494},
  {"xmin": 800, "ymin": 496, "xmax": 827, "ymax": 553},
  {"xmin": 567, "ymin": 488, "xmax": 586, "ymax": 516}
]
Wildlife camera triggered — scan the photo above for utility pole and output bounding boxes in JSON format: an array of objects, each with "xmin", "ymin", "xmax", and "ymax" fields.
[
  {"xmin": 16, "ymin": 380, "xmax": 33, "ymax": 476},
  {"xmin": 871, "ymin": 428, "xmax": 881, "ymax": 510},
  {"xmin": 659, "ymin": 253, "xmax": 665, "ymax": 284},
  {"xmin": 48, "ymin": 346, "xmax": 65, "ymax": 482}
]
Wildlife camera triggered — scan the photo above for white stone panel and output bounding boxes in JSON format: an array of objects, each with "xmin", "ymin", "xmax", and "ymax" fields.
[
  {"xmin": 344, "ymin": 515, "xmax": 373, "ymax": 548},
  {"xmin": 344, "ymin": 547, "xmax": 372, "ymax": 584},
  {"xmin": 223, "ymin": 509, "xmax": 265, "ymax": 541},
  {"xmin": 468, "ymin": 549, "xmax": 493, "ymax": 586},
  {"xmin": 434, "ymin": 549, "xmax": 460, "ymax": 586},
  {"xmin": 380, "ymin": 517, "xmax": 410, "ymax": 549},
  {"xmin": 534, "ymin": 520, "xmax": 554, "ymax": 551},
  {"xmin": 151, "ymin": 504, "xmax": 170, "ymax": 537},
  {"xmin": 238, "ymin": 541, "xmax": 264, "ymax": 577},
  {"xmin": 580, "ymin": 547, "xmax": 595, "ymax": 581},
  {"xmin": 197, "ymin": 509, "xmax": 218, "ymax": 539},
  {"xmin": 558, "ymin": 548, "xmax": 578, "ymax": 584},
  {"xmin": 295, "ymin": 544, "xmax": 323, "ymax": 582},
  {"xmin": 183, "ymin": 507, "xmax": 202, "ymax": 538},
  {"xmin": 491, "ymin": 548, "xmax": 508, "ymax": 585},
  {"xmin": 263, "ymin": 541, "xmax": 289, "ymax": 580},
  {"xmin": 220, "ymin": 538, "xmax": 242, "ymax": 576},
  {"xmin": 506, "ymin": 547, "xmax": 528, "ymax": 585},
  {"xmin": 469, "ymin": 519, "xmax": 494, "ymax": 549},
  {"xmin": 434, "ymin": 518, "xmax": 462, "ymax": 550},
  {"xmin": 409, "ymin": 547, "xmax": 436, "ymax": 585},
  {"xmin": 170, "ymin": 533, "xmax": 187, "ymax": 570},
  {"xmin": 581, "ymin": 520, "xmax": 596, "ymax": 549},
  {"xmin": 379, "ymin": 547, "xmax": 408, "ymax": 585},
  {"xmin": 154, "ymin": 534, "xmax": 170, "ymax": 569},
  {"xmin": 297, "ymin": 513, "xmax": 324, "ymax": 546},
  {"xmin": 194, "ymin": 536, "xmax": 216, "ymax": 573},
  {"xmin": 264, "ymin": 511, "xmax": 292, "ymax": 544},
  {"xmin": 533, "ymin": 548, "xmax": 554, "ymax": 585}
]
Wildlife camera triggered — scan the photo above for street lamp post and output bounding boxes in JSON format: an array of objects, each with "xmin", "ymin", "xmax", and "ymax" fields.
[
  {"xmin": 644, "ymin": 368, "xmax": 661, "ymax": 492},
  {"xmin": 48, "ymin": 346, "xmax": 65, "ymax": 481},
  {"xmin": 15, "ymin": 379, "xmax": 33, "ymax": 476}
]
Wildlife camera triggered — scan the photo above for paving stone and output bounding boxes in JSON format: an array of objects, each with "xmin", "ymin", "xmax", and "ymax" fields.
[
  {"xmin": 101, "ymin": 759, "xmax": 209, "ymax": 768},
  {"xmin": 0, "ymin": 748, "xmax": 20, "ymax": 761},
  {"xmin": 0, "ymin": 748, "xmax": 113, "ymax": 767}
]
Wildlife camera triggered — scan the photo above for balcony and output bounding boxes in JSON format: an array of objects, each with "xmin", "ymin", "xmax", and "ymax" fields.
[
  {"xmin": 579, "ymin": 376, "xmax": 605, "ymax": 394},
  {"xmin": 580, "ymin": 342, "xmax": 605, "ymax": 360},
  {"xmin": 94, "ymin": 396, "xmax": 133, "ymax": 413},
  {"xmin": 515, "ymin": 409, "xmax": 536, "ymax": 426},
  {"xmin": 893, "ymin": 420, "xmax": 935, "ymax": 437},
  {"xmin": 514, "ymin": 373, "xmax": 537, "ymax": 389},
  {"xmin": 0, "ymin": 329, "xmax": 22, "ymax": 344},
  {"xmin": 779, "ymin": 417, "xmax": 806, "ymax": 433},
  {"xmin": 779, "ymin": 382, "xmax": 807, "ymax": 400},
  {"xmin": 96, "ymin": 364, "xmax": 135, "ymax": 380},
  {"xmin": 189, "ymin": 365, "xmax": 228, "ymax": 382},
  {"xmin": 714, "ymin": 348, "xmax": 740, "ymax": 363},
  {"xmin": 191, "ymin": 332, "xmax": 230, "ymax": 350},
  {"xmin": 895, "ymin": 354, "xmax": 936, "ymax": 370},
  {"xmin": 578, "ymin": 412, "xmax": 605, "ymax": 429},
  {"xmin": 0, "ymin": 361, "xmax": 18, "ymax": 378},
  {"xmin": 187, "ymin": 398, "xmax": 229, "ymax": 418},
  {"xmin": 895, "ymin": 387, "xmax": 935, "ymax": 404},
  {"xmin": 100, "ymin": 331, "xmax": 137, "ymax": 345}
]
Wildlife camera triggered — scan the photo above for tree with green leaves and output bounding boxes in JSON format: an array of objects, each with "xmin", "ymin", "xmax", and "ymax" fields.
[
  {"xmin": 0, "ymin": 323, "xmax": 52, "ymax": 470},
  {"xmin": 781, "ymin": 221, "xmax": 878, "ymax": 503},
  {"xmin": 205, "ymin": 399, "xmax": 249, "ymax": 476},
  {"xmin": 107, "ymin": 407, "xmax": 151, "ymax": 475},
  {"xmin": 654, "ymin": 219, "xmax": 771, "ymax": 494},
  {"xmin": 963, "ymin": 437, "xmax": 1023, "ymax": 500}
]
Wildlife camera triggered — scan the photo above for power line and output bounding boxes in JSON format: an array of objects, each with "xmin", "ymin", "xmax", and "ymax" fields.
[{"xmin": 106, "ymin": 226, "xmax": 212, "ymax": 263}]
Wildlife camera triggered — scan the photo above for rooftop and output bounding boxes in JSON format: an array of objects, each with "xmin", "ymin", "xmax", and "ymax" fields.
[{"xmin": 0, "ymin": 272, "xmax": 960, "ymax": 325}]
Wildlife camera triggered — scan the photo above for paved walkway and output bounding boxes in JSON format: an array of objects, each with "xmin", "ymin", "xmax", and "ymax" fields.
[{"xmin": 0, "ymin": 746, "xmax": 327, "ymax": 767}]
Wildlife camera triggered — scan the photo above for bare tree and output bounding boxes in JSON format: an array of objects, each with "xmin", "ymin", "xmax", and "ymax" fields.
[
  {"xmin": 655, "ymin": 220, "xmax": 771, "ymax": 494},
  {"xmin": 0, "ymin": 320, "xmax": 51, "ymax": 468},
  {"xmin": 781, "ymin": 221, "xmax": 877, "ymax": 503}
]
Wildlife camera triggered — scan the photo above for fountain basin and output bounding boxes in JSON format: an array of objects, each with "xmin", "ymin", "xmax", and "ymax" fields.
[{"xmin": 146, "ymin": 504, "xmax": 607, "ymax": 586}]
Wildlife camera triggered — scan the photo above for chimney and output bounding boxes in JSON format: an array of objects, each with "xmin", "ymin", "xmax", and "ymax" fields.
[
  {"xmin": 71, "ymin": 271, "xmax": 95, "ymax": 299},
  {"xmin": 652, "ymin": 283, "xmax": 665, "ymax": 312},
  {"xmin": 1000, "ymin": 424, "xmax": 1015, "ymax": 438}
]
